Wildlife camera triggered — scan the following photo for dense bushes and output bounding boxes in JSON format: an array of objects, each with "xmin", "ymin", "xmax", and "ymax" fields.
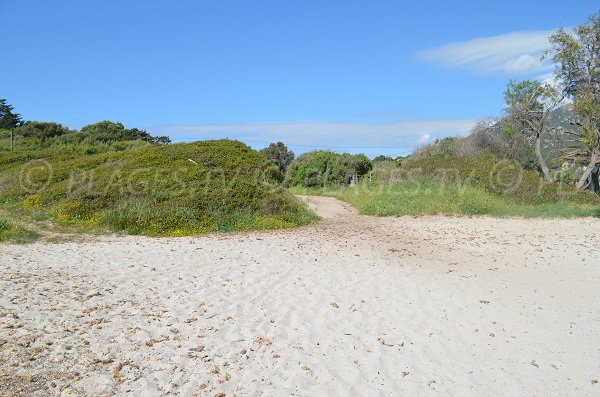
[
  {"xmin": 80, "ymin": 121, "xmax": 170, "ymax": 144},
  {"xmin": 400, "ymin": 152, "xmax": 599, "ymax": 205},
  {"xmin": 15, "ymin": 121, "xmax": 72, "ymax": 139},
  {"xmin": 0, "ymin": 120, "xmax": 170, "ymax": 153},
  {"xmin": 285, "ymin": 151, "xmax": 372, "ymax": 187},
  {"xmin": 0, "ymin": 140, "xmax": 316, "ymax": 236},
  {"xmin": 409, "ymin": 130, "xmax": 537, "ymax": 170}
]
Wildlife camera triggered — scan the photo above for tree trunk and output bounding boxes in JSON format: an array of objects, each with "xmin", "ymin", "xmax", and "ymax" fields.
[
  {"xmin": 576, "ymin": 148, "xmax": 600, "ymax": 190},
  {"xmin": 534, "ymin": 134, "xmax": 552, "ymax": 182}
]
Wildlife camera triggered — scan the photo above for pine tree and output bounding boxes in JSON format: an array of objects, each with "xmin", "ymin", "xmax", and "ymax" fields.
[{"xmin": 0, "ymin": 99, "xmax": 23, "ymax": 129}]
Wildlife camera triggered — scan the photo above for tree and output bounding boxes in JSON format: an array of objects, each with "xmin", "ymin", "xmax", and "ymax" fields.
[
  {"xmin": 372, "ymin": 155, "xmax": 394, "ymax": 162},
  {"xmin": 0, "ymin": 99, "xmax": 22, "ymax": 129},
  {"xmin": 492, "ymin": 118, "xmax": 537, "ymax": 169},
  {"xmin": 545, "ymin": 13, "xmax": 600, "ymax": 189},
  {"xmin": 152, "ymin": 135, "xmax": 172, "ymax": 145},
  {"xmin": 15, "ymin": 121, "xmax": 70, "ymax": 139},
  {"xmin": 284, "ymin": 151, "xmax": 372, "ymax": 187},
  {"xmin": 81, "ymin": 121, "xmax": 130, "ymax": 142},
  {"xmin": 503, "ymin": 79, "xmax": 564, "ymax": 182},
  {"xmin": 80, "ymin": 120, "xmax": 168, "ymax": 144},
  {"xmin": 259, "ymin": 142, "xmax": 295, "ymax": 172}
]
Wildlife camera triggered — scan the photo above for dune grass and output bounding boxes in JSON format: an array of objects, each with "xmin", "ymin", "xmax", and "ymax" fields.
[
  {"xmin": 290, "ymin": 178, "xmax": 600, "ymax": 218},
  {"xmin": 0, "ymin": 140, "xmax": 317, "ymax": 238},
  {"xmin": 0, "ymin": 217, "xmax": 39, "ymax": 243}
]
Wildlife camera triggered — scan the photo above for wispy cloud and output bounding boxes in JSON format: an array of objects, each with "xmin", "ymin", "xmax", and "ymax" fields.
[
  {"xmin": 149, "ymin": 119, "xmax": 476, "ymax": 157},
  {"xmin": 419, "ymin": 134, "xmax": 431, "ymax": 143},
  {"xmin": 419, "ymin": 30, "xmax": 556, "ymax": 75}
]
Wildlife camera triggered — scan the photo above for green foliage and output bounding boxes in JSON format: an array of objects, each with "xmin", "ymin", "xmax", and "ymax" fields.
[
  {"xmin": 0, "ymin": 217, "xmax": 39, "ymax": 244},
  {"xmin": 259, "ymin": 142, "xmax": 295, "ymax": 172},
  {"xmin": 80, "ymin": 120, "xmax": 171, "ymax": 144},
  {"xmin": 334, "ymin": 179, "xmax": 507, "ymax": 216},
  {"xmin": 497, "ymin": 123, "xmax": 537, "ymax": 168},
  {"xmin": 504, "ymin": 80, "xmax": 559, "ymax": 113},
  {"xmin": 1, "ymin": 121, "xmax": 170, "ymax": 153},
  {"xmin": 503, "ymin": 79, "xmax": 563, "ymax": 181},
  {"xmin": 285, "ymin": 151, "xmax": 372, "ymax": 187},
  {"xmin": 294, "ymin": 176, "xmax": 599, "ymax": 218},
  {"xmin": 0, "ymin": 140, "xmax": 317, "ymax": 237},
  {"xmin": 546, "ymin": 14, "xmax": 600, "ymax": 98},
  {"xmin": 15, "ymin": 121, "xmax": 71, "ymax": 138},
  {"xmin": 401, "ymin": 153, "xmax": 599, "ymax": 205},
  {"xmin": 369, "ymin": 158, "xmax": 401, "ymax": 184},
  {"xmin": 416, "ymin": 137, "xmax": 469, "ymax": 159},
  {"xmin": 372, "ymin": 155, "xmax": 393, "ymax": 162},
  {"xmin": 0, "ymin": 120, "xmax": 169, "ymax": 153},
  {"xmin": 0, "ymin": 129, "xmax": 154, "ymax": 154},
  {"xmin": 0, "ymin": 99, "xmax": 22, "ymax": 129},
  {"xmin": 545, "ymin": 13, "xmax": 600, "ymax": 188}
]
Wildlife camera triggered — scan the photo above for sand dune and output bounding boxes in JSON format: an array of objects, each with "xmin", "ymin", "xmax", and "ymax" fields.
[{"xmin": 1, "ymin": 196, "xmax": 599, "ymax": 396}]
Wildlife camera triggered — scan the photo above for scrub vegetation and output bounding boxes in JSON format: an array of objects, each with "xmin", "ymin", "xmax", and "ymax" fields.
[{"xmin": 0, "ymin": 137, "xmax": 316, "ymax": 240}]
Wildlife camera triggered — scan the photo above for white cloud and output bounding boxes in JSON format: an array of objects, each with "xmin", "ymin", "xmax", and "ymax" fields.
[
  {"xmin": 536, "ymin": 71, "xmax": 562, "ymax": 87},
  {"xmin": 419, "ymin": 30, "xmax": 556, "ymax": 75},
  {"xmin": 419, "ymin": 134, "xmax": 431, "ymax": 143},
  {"xmin": 149, "ymin": 119, "xmax": 477, "ymax": 157}
]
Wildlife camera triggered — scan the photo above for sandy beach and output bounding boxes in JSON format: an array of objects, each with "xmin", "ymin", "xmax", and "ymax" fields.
[{"xmin": 1, "ymin": 196, "xmax": 599, "ymax": 396}]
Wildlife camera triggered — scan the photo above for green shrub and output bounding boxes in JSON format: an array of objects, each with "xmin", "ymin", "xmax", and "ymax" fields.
[
  {"xmin": 15, "ymin": 121, "xmax": 71, "ymax": 139},
  {"xmin": 400, "ymin": 152, "xmax": 599, "ymax": 205},
  {"xmin": 0, "ymin": 140, "xmax": 317, "ymax": 237},
  {"xmin": 285, "ymin": 151, "xmax": 372, "ymax": 187}
]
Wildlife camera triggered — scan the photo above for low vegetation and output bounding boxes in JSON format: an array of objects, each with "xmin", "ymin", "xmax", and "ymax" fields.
[
  {"xmin": 291, "ymin": 152, "xmax": 600, "ymax": 217},
  {"xmin": 0, "ymin": 217, "xmax": 39, "ymax": 243},
  {"xmin": 401, "ymin": 153, "xmax": 598, "ymax": 205},
  {"xmin": 292, "ymin": 180, "xmax": 599, "ymax": 218},
  {"xmin": 0, "ymin": 140, "xmax": 317, "ymax": 238}
]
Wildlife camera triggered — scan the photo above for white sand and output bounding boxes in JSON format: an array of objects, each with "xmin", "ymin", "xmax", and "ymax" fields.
[{"xmin": 1, "ymin": 196, "xmax": 599, "ymax": 396}]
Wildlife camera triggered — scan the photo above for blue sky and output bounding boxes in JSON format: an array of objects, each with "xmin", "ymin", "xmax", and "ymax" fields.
[{"xmin": 2, "ymin": 0, "xmax": 598, "ymax": 156}]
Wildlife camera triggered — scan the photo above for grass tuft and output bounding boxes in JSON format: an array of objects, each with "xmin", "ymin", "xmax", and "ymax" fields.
[{"xmin": 0, "ymin": 217, "xmax": 39, "ymax": 244}]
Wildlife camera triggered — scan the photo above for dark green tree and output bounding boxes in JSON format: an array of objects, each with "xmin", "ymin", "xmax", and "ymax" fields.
[
  {"xmin": 15, "ymin": 121, "xmax": 70, "ymax": 139},
  {"xmin": 81, "ymin": 121, "xmax": 130, "ymax": 142},
  {"xmin": 152, "ymin": 135, "xmax": 172, "ymax": 145},
  {"xmin": 260, "ymin": 142, "xmax": 295, "ymax": 172},
  {"xmin": 285, "ymin": 151, "xmax": 372, "ymax": 187},
  {"xmin": 372, "ymin": 155, "xmax": 394, "ymax": 162},
  {"xmin": 0, "ymin": 99, "xmax": 23, "ymax": 129},
  {"xmin": 80, "ymin": 121, "xmax": 168, "ymax": 144}
]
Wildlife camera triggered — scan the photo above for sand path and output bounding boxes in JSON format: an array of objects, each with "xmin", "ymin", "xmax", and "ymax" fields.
[{"xmin": 1, "ymin": 196, "xmax": 600, "ymax": 396}]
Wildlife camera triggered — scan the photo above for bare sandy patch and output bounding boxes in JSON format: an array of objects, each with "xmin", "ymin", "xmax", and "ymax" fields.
[{"xmin": 1, "ymin": 197, "xmax": 599, "ymax": 396}]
